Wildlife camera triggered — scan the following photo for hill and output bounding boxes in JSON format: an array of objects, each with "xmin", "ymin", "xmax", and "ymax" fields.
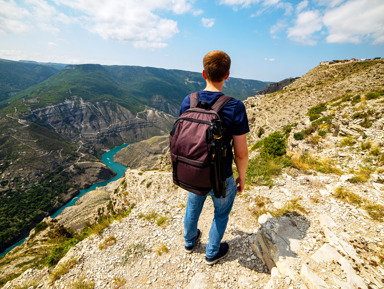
[
  {"xmin": 1, "ymin": 59, "xmax": 383, "ymax": 288},
  {"xmin": 0, "ymin": 59, "xmax": 61, "ymax": 108},
  {"xmin": 2, "ymin": 63, "xmax": 268, "ymax": 116}
]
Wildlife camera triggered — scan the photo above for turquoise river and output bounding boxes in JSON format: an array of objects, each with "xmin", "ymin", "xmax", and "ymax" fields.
[{"xmin": 0, "ymin": 143, "xmax": 130, "ymax": 258}]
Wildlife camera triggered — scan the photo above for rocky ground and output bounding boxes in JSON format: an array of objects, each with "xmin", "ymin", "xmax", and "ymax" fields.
[{"xmin": 3, "ymin": 164, "xmax": 383, "ymax": 288}]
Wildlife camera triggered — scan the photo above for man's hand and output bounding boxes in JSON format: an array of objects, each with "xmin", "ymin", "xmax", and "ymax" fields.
[{"xmin": 236, "ymin": 176, "xmax": 245, "ymax": 192}]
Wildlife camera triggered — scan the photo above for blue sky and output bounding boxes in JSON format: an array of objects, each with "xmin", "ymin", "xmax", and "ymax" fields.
[{"xmin": 0, "ymin": 0, "xmax": 383, "ymax": 81}]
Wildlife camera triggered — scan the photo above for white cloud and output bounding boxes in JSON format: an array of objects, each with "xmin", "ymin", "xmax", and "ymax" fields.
[
  {"xmin": 0, "ymin": 0, "xmax": 71, "ymax": 35},
  {"xmin": 219, "ymin": 0, "xmax": 260, "ymax": 8},
  {"xmin": 193, "ymin": 9, "xmax": 204, "ymax": 16},
  {"xmin": 53, "ymin": 0, "xmax": 194, "ymax": 48},
  {"xmin": 264, "ymin": 57, "xmax": 275, "ymax": 61},
  {"xmin": 202, "ymin": 18, "xmax": 215, "ymax": 28},
  {"xmin": 287, "ymin": 10, "xmax": 323, "ymax": 45},
  {"xmin": 1, "ymin": 0, "xmax": 193, "ymax": 49},
  {"xmin": 0, "ymin": 0, "xmax": 31, "ymax": 34},
  {"xmin": 315, "ymin": 0, "xmax": 344, "ymax": 8},
  {"xmin": 296, "ymin": 0, "xmax": 308, "ymax": 13},
  {"xmin": 270, "ymin": 20, "xmax": 287, "ymax": 39},
  {"xmin": 0, "ymin": 49, "xmax": 94, "ymax": 63},
  {"xmin": 323, "ymin": 0, "xmax": 384, "ymax": 44}
]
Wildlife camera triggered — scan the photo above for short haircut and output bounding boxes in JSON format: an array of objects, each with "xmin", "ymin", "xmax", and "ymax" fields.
[{"xmin": 203, "ymin": 50, "xmax": 231, "ymax": 82}]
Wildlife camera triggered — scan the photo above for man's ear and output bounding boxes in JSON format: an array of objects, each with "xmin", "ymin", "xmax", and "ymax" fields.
[
  {"xmin": 224, "ymin": 71, "xmax": 230, "ymax": 80},
  {"xmin": 202, "ymin": 70, "xmax": 207, "ymax": 80}
]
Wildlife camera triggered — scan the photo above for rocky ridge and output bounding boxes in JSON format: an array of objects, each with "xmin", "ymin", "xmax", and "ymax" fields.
[
  {"xmin": 2, "ymin": 60, "xmax": 384, "ymax": 288},
  {"xmin": 25, "ymin": 96, "xmax": 175, "ymax": 153}
]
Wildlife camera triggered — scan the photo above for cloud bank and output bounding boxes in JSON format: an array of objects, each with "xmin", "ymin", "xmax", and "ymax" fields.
[
  {"xmin": 0, "ymin": 0, "xmax": 193, "ymax": 48},
  {"xmin": 221, "ymin": 0, "xmax": 384, "ymax": 45}
]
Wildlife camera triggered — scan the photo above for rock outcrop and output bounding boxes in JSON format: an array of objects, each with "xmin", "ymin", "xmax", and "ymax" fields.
[
  {"xmin": 25, "ymin": 96, "xmax": 175, "ymax": 151},
  {"xmin": 114, "ymin": 135, "xmax": 169, "ymax": 170},
  {"xmin": 254, "ymin": 77, "xmax": 299, "ymax": 95}
]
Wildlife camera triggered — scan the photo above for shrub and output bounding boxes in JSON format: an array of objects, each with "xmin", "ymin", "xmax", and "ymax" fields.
[
  {"xmin": 283, "ymin": 123, "xmax": 298, "ymax": 135},
  {"xmin": 366, "ymin": 92, "xmax": 380, "ymax": 100},
  {"xmin": 246, "ymin": 155, "xmax": 292, "ymax": 187},
  {"xmin": 257, "ymin": 127, "xmax": 265, "ymax": 138},
  {"xmin": 312, "ymin": 116, "xmax": 333, "ymax": 126},
  {"xmin": 308, "ymin": 103, "xmax": 327, "ymax": 116},
  {"xmin": 294, "ymin": 131, "xmax": 305, "ymax": 140},
  {"xmin": 351, "ymin": 95, "xmax": 361, "ymax": 104},
  {"xmin": 361, "ymin": 141, "xmax": 372, "ymax": 151},
  {"xmin": 340, "ymin": 136, "xmax": 356, "ymax": 147},
  {"xmin": 260, "ymin": 131, "xmax": 286, "ymax": 158},
  {"xmin": 318, "ymin": 130, "xmax": 327, "ymax": 137}
]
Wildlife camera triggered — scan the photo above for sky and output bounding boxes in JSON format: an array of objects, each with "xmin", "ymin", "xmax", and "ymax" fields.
[{"xmin": 0, "ymin": 0, "xmax": 383, "ymax": 82}]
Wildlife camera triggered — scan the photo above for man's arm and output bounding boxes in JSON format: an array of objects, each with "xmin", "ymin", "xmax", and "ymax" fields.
[{"xmin": 233, "ymin": 134, "xmax": 248, "ymax": 192}]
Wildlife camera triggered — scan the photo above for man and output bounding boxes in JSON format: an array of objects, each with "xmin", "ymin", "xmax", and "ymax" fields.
[{"xmin": 179, "ymin": 50, "xmax": 249, "ymax": 265}]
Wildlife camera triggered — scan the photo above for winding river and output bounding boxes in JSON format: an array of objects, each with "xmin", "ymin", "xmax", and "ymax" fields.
[{"xmin": 0, "ymin": 143, "xmax": 130, "ymax": 258}]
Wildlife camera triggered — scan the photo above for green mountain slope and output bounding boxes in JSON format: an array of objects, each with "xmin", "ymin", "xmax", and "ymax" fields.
[
  {"xmin": 2, "ymin": 64, "xmax": 269, "ymax": 116},
  {"xmin": 0, "ymin": 59, "xmax": 61, "ymax": 107}
]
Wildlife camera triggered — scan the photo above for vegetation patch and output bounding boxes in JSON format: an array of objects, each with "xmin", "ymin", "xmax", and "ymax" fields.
[
  {"xmin": 49, "ymin": 257, "xmax": 78, "ymax": 283},
  {"xmin": 294, "ymin": 131, "xmax": 305, "ymax": 140},
  {"xmin": 259, "ymin": 131, "xmax": 286, "ymax": 158},
  {"xmin": 154, "ymin": 243, "xmax": 169, "ymax": 256},
  {"xmin": 307, "ymin": 103, "xmax": 327, "ymax": 120},
  {"xmin": 156, "ymin": 216, "xmax": 169, "ymax": 227},
  {"xmin": 290, "ymin": 152, "xmax": 342, "ymax": 175},
  {"xmin": 273, "ymin": 198, "xmax": 308, "ymax": 217},
  {"xmin": 72, "ymin": 276, "xmax": 95, "ymax": 289},
  {"xmin": 246, "ymin": 155, "xmax": 292, "ymax": 188},
  {"xmin": 333, "ymin": 187, "xmax": 384, "ymax": 221},
  {"xmin": 98, "ymin": 235, "xmax": 116, "ymax": 250},
  {"xmin": 121, "ymin": 242, "xmax": 150, "ymax": 264}
]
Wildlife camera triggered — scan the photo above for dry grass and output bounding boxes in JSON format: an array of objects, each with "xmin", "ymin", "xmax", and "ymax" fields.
[
  {"xmin": 289, "ymin": 152, "xmax": 342, "ymax": 175},
  {"xmin": 98, "ymin": 235, "xmax": 116, "ymax": 250},
  {"xmin": 49, "ymin": 257, "xmax": 78, "ymax": 283},
  {"xmin": 154, "ymin": 243, "xmax": 169, "ymax": 256},
  {"xmin": 334, "ymin": 187, "xmax": 384, "ymax": 221}
]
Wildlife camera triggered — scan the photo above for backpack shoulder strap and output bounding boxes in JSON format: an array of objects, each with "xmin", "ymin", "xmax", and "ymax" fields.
[
  {"xmin": 211, "ymin": 95, "xmax": 232, "ymax": 112},
  {"xmin": 189, "ymin": 92, "xmax": 199, "ymax": 108}
]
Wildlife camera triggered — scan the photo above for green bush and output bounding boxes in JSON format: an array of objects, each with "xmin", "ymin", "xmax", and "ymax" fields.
[
  {"xmin": 260, "ymin": 131, "xmax": 286, "ymax": 158},
  {"xmin": 283, "ymin": 123, "xmax": 298, "ymax": 135},
  {"xmin": 257, "ymin": 127, "xmax": 265, "ymax": 138},
  {"xmin": 34, "ymin": 221, "xmax": 48, "ymax": 234},
  {"xmin": 366, "ymin": 92, "xmax": 380, "ymax": 100},
  {"xmin": 318, "ymin": 130, "xmax": 327, "ymax": 137},
  {"xmin": 351, "ymin": 95, "xmax": 361, "ymax": 104},
  {"xmin": 294, "ymin": 131, "xmax": 305, "ymax": 140},
  {"xmin": 307, "ymin": 103, "xmax": 327, "ymax": 116},
  {"xmin": 245, "ymin": 155, "xmax": 292, "ymax": 187}
]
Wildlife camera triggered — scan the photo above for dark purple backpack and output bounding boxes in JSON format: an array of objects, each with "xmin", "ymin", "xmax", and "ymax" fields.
[{"xmin": 169, "ymin": 92, "xmax": 232, "ymax": 196}]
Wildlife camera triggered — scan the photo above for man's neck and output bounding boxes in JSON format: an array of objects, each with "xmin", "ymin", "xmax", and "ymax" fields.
[{"xmin": 204, "ymin": 80, "xmax": 224, "ymax": 92}]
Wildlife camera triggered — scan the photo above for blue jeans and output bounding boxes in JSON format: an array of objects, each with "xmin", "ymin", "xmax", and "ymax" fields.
[{"xmin": 184, "ymin": 176, "xmax": 237, "ymax": 258}]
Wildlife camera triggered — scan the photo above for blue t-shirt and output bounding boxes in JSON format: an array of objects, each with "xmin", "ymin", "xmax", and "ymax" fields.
[{"xmin": 179, "ymin": 90, "xmax": 249, "ymax": 178}]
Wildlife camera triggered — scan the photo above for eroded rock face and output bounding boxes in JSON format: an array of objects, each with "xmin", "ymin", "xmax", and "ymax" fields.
[
  {"xmin": 114, "ymin": 135, "xmax": 169, "ymax": 170},
  {"xmin": 25, "ymin": 97, "xmax": 175, "ymax": 149}
]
